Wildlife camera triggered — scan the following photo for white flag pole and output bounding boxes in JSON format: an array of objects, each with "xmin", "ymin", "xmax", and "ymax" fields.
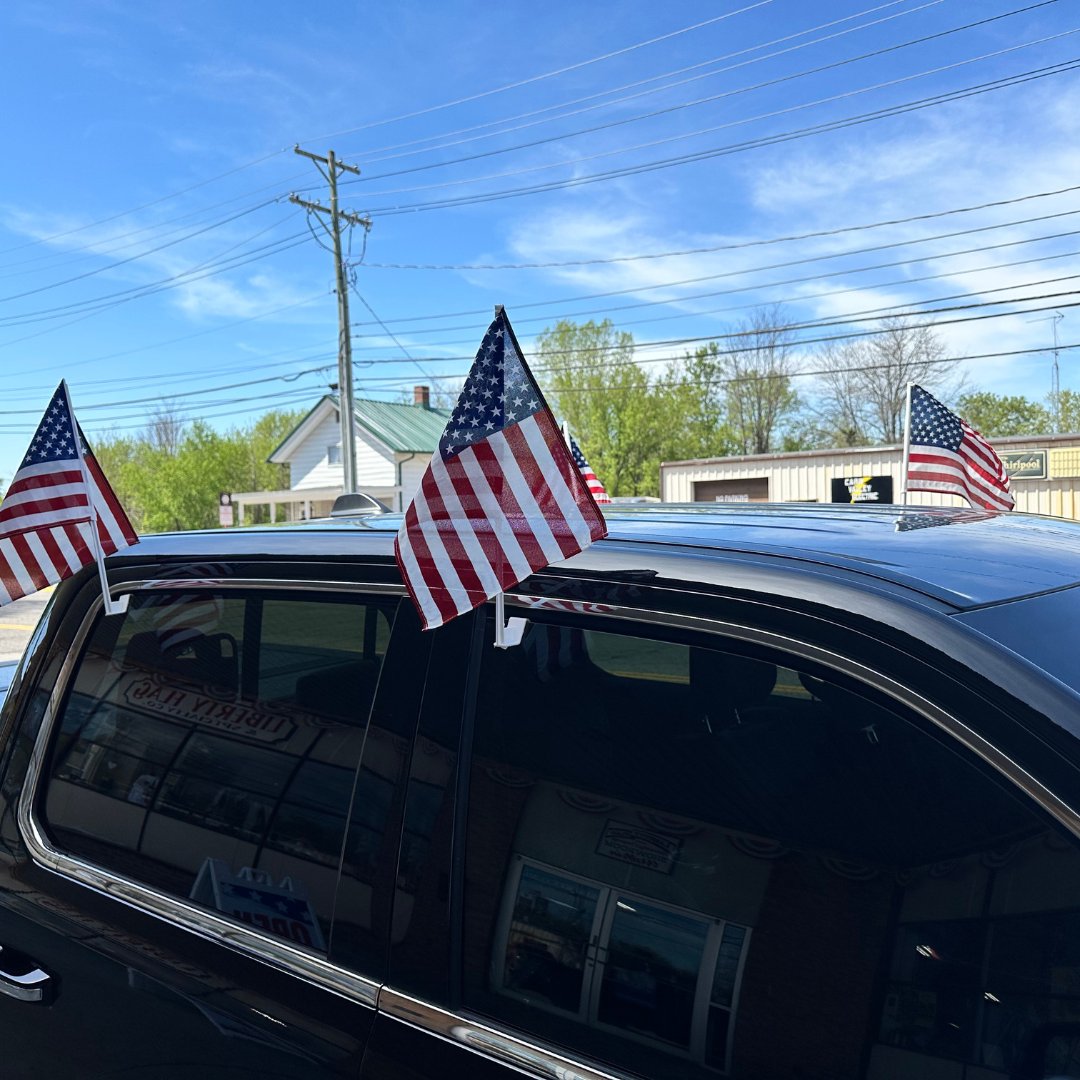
[
  {"xmin": 62, "ymin": 380, "xmax": 128, "ymax": 617},
  {"xmin": 900, "ymin": 382, "xmax": 914, "ymax": 507},
  {"xmin": 491, "ymin": 304, "xmax": 525, "ymax": 650}
]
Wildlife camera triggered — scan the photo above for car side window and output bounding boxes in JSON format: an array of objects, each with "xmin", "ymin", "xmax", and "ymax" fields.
[
  {"xmin": 462, "ymin": 617, "xmax": 1080, "ymax": 1080},
  {"xmin": 42, "ymin": 589, "xmax": 396, "ymax": 957}
]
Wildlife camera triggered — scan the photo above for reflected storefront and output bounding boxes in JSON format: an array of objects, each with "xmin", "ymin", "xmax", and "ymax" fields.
[
  {"xmin": 43, "ymin": 589, "xmax": 403, "ymax": 960},
  {"xmin": 462, "ymin": 619, "xmax": 1080, "ymax": 1079}
]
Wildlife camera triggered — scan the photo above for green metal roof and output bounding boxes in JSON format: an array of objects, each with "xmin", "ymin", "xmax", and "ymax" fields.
[{"xmin": 352, "ymin": 395, "xmax": 451, "ymax": 453}]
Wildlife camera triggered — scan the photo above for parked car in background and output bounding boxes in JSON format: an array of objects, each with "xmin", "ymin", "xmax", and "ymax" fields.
[
  {"xmin": 0, "ymin": 503, "xmax": 1078, "ymax": 1079},
  {"xmin": 0, "ymin": 661, "xmax": 16, "ymax": 705}
]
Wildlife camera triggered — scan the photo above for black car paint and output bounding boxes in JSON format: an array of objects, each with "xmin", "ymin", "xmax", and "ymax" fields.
[{"xmin": 0, "ymin": 505, "xmax": 1076, "ymax": 1079}]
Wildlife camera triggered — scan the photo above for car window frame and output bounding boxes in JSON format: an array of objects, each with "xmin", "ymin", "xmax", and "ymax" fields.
[
  {"xmin": 17, "ymin": 575, "xmax": 412, "ymax": 1010},
  {"xmin": 378, "ymin": 581, "xmax": 1080, "ymax": 1080}
]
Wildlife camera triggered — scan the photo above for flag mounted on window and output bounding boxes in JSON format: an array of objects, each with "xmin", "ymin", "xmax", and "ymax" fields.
[
  {"xmin": 564, "ymin": 425, "xmax": 611, "ymax": 505},
  {"xmin": 904, "ymin": 384, "xmax": 1014, "ymax": 512},
  {"xmin": 0, "ymin": 381, "xmax": 138, "ymax": 607},
  {"xmin": 395, "ymin": 309, "xmax": 608, "ymax": 630}
]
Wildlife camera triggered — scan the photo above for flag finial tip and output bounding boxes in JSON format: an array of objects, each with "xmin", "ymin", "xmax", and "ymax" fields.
[{"xmin": 494, "ymin": 304, "xmax": 504, "ymax": 316}]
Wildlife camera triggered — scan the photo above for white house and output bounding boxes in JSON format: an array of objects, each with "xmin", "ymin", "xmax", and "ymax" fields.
[{"xmin": 230, "ymin": 387, "xmax": 450, "ymax": 523}]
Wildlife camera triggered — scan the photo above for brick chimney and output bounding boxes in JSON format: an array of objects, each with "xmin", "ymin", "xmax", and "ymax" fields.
[{"xmin": 413, "ymin": 385, "xmax": 430, "ymax": 409}]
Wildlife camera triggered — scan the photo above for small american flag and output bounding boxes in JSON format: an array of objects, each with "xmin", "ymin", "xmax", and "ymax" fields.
[
  {"xmin": 565, "ymin": 428, "xmax": 611, "ymax": 505},
  {"xmin": 395, "ymin": 310, "xmax": 608, "ymax": 630},
  {"xmin": 906, "ymin": 385, "xmax": 1014, "ymax": 512},
  {"xmin": 0, "ymin": 382, "xmax": 137, "ymax": 605}
]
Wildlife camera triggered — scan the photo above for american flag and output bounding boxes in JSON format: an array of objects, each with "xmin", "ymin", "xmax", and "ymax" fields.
[
  {"xmin": 0, "ymin": 382, "xmax": 138, "ymax": 605},
  {"xmin": 395, "ymin": 311, "xmax": 608, "ymax": 630},
  {"xmin": 905, "ymin": 385, "xmax": 1015, "ymax": 512},
  {"xmin": 565, "ymin": 428, "xmax": 611, "ymax": 505}
]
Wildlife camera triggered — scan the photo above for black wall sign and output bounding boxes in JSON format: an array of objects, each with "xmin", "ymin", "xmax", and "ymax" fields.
[{"xmin": 831, "ymin": 476, "xmax": 894, "ymax": 504}]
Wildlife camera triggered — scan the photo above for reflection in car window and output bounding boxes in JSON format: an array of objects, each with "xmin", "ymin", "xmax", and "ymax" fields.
[
  {"xmin": 44, "ymin": 590, "xmax": 396, "ymax": 956},
  {"xmin": 463, "ymin": 617, "xmax": 1080, "ymax": 1079}
]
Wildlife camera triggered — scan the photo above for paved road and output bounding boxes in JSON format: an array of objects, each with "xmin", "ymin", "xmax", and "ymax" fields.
[{"xmin": 0, "ymin": 589, "xmax": 51, "ymax": 663}]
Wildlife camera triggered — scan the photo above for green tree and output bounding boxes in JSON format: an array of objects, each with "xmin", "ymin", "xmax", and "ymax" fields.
[
  {"xmin": 536, "ymin": 319, "xmax": 665, "ymax": 496},
  {"xmin": 1052, "ymin": 389, "xmax": 1080, "ymax": 433},
  {"xmin": 94, "ymin": 408, "xmax": 301, "ymax": 533},
  {"xmin": 954, "ymin": 392, "xmax": 1050, "ymax": 437},
  {"xmin": 655, "ymin": 345, "xmax": 738, "ymax": 461}
]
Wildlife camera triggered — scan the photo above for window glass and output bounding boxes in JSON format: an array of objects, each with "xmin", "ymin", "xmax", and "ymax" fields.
[
  {"xmin": 463, "ymin": 617, "xmax": 1080, "ymax": 1080},
  {"xmin": 44, "ymin": 590, "xmax": 398, "ymax": 957}
]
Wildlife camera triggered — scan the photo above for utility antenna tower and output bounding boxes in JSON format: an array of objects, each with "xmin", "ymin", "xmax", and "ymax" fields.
[
  {"xmin": 1029, "ymin": 311, "xmax": 1066, "ymax": 433},
  {"xmin": 1051, "ymin": 311, "xmax": 1064, "ymax": 434},
  {"xmin": 290, "ymin": 147, "xmax": 371, "ymax": 494}
]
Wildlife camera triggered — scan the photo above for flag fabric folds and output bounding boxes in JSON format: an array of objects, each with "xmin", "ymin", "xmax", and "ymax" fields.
[
  {"xmin": 395, "ymin": 310, "xmax": 608, "ymax": 630},
  {"xmin": 566, "ymin": 428, "xmax": 611, "ymax": 505},
  {"xmin": 0, "ymin": 382, "xmax": 138, "ymax": 605},
  {"xmin": 905, "ymin": 384, "xmax": 1014, "ymax": 512}
]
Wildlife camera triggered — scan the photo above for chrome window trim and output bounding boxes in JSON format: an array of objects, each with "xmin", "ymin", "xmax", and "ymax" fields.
[
  {"xmin": 378, "ymin": 987, "xmax": 627, "ymax": 1080},
  {"xmin": 18, "ymin": 577, "xmax": 407, "ymax": 1010}
]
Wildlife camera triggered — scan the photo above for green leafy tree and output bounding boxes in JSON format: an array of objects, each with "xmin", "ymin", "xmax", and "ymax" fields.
[
  {"xmin": 536, "ymin": 319, "xmax": 665, "ymax": 496},
  {"xmin": 954, "ymin": 392, "xmax": 1050, "ymax": 437},
  {"xmin": 655, "ymin": 345, "xmax": 738, "ymax": 461},
  {"xmin": 94, "ymin": 408, "xmax": 301, "ymax": 533},
  {"xmin": 1052, "ymin": 389, "xmax": 1080, "ymax": 433}
]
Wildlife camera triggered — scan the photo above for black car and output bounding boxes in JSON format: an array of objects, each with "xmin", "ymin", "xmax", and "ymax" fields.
[{"xmin": 1, "ymin": 503, "xmax": 1079, "ymax": 1080}]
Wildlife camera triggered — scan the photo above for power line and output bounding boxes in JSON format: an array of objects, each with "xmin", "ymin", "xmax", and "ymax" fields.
[
  {"xmin": 349, "ymin": 0, "xmax": 945, "ymax": 166},
  {"xmin": 353, "ymin": 59, "xmax": 1080, "ymax": 216},
  {"xmin": 301, "ymin": 1, "xmax": 776, "ymax": 145},
  {"xmin": 337, "ymin": 291, "xmax": 1080, "ymax": 374},
  {"xmin": 358, "ymin": 182, "xmax": 1080, "ymax": 272},
  {"xmin": 0, "ymin": 230, "xmax": 312, "ymax": 328},
  {"xmin": 350, "ymin": 8, "xmax": 1069, "ymax": 186}
]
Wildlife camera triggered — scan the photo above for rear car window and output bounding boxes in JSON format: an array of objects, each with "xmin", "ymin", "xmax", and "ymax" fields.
[
  {"xmin": 461, "ymin": 618, "xmax": 1080, "ymax": 1080},
  {"xmin": 43, "ymin": 589, "xmax": 396, "ymax": 956}
]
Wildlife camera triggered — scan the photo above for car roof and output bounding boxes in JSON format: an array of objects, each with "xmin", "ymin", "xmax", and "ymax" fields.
[{"xmin": 112, "ymin": 503, "xmax": 1080, "ymax": 611}]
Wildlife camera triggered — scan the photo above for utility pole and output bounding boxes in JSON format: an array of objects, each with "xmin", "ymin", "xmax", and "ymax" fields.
[{"xmin": 290, "ymin": 147, "xmax": 371, "ymax": 494}]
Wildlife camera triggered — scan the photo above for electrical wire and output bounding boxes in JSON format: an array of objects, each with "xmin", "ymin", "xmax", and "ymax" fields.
[
  {"xmin": 353, "ymin": 58, "xmax": 1080, "ymax": 214},
  {"xmin": 349, "ymin": 10, "xmax": 1071, "ymax": 186}
]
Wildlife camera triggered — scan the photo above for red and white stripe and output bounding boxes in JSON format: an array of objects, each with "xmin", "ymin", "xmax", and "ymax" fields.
[
  {"xmin": 395, "ymin": 408, "xmax": 606, "ymax": 630},
  {"xmin": 907, "ymin": 419, "xmax": 1014, "ymax": 512},
  {"xmin": 578, "ymin": 462, "xmax": 610, "ymax": 505},
  {"xmin": 0, "ymin": 451, "xmax": 137, "ymax": 605}
]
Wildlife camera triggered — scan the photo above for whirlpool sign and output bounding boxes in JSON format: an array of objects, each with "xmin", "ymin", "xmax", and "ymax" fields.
[{"xmin": 998, "ymin": 450, "xmax": 1047, "ymax": 481}]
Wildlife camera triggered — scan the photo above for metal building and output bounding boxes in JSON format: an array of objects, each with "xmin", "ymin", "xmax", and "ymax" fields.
[{"xmin": 660, "ymin": 433, "xmax": 1080, "ymax": 519}]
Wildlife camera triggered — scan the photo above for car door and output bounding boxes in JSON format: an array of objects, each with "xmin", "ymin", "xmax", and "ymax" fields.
[
  {"xmin": 362, "ymin": 579, "xmax": 1080, "ymax": 1080},
  {"xmin": 0, "ymin": 570, "xmax": 427, "ymax": 1079}
]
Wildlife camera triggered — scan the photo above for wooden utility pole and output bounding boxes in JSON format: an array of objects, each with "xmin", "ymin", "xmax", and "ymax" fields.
[{"xmin": 290, "ymin": 147, "xmax": 371, "ymax": 494}]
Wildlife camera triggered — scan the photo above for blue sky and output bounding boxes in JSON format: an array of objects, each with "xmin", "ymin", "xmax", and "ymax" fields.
[{"xmin": 0, "ymin": 0, "xmax": 1077, "ymax": 482}]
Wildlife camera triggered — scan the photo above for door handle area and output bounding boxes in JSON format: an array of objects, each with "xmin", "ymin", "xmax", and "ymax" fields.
[{"xmin": 0, "ymin": 945, "xmax": 51, "ymax": 1003}]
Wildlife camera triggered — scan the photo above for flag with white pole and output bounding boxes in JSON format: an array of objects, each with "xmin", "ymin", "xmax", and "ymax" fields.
[
  {"xmin": 902, "ymin": 383, "xmax": 1014, "ymax": 512},
  {"xmin": 563, "ymin": 423, "xmax": 611, "ymax": 505},
  {"xmin": 395, "ymin": 309, "xmax": 607, "ymax": 632},
  {"xmin": 0, "ymin": 381, "xmax": 138, "ymax": 611}
]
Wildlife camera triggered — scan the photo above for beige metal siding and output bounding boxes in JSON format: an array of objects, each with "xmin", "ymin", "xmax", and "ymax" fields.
[{"xmin": 661, "ymin": 438, "xmax": 1080, "ymax": 519}]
